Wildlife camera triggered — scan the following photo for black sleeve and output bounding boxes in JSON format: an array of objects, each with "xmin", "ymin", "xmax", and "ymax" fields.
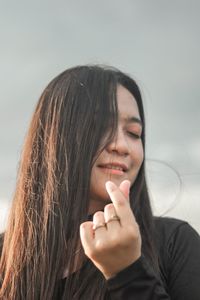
[
  {"xmin": 106, "ymin": 222, "xmax": 200, "ymax": 299},
  {"xmin": 106, "ymin": 255, "xmax": 170, "ymax": 299},
  {"xmin": 166, "ymin": 223, "xmax": 200, "ymax": 300}
]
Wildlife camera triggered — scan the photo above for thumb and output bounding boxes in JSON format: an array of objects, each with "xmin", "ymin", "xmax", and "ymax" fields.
[{"xmin": 119, "ymin": 180, "xmax": 131, "ymax": 199}]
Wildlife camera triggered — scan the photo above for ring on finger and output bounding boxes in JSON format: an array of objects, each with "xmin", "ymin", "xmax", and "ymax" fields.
[
  {"xmin": 93, "ymin": 222, "xmax": 106, "ymax": 231},
  {"xmin": 106, "ymin": 215, "xmax": 120, "ymax": 224}
]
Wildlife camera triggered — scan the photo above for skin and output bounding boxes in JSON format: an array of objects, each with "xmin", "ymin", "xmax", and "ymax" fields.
[
  {"xmin": 89, "ymin": 85, "xmax": 144, "ymax": 213},
  {"xmin": 80, "ymin": 85, "xmax": 143, "ymax": 279}
]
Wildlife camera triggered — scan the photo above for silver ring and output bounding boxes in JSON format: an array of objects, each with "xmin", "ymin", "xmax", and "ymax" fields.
[
  {"xmin": 106, "ymin": 215, "xmax": 120, "ymax": 224},
  {"xmin": 93, "ymin": 222, "xmax": 106, "ymax": 231}
]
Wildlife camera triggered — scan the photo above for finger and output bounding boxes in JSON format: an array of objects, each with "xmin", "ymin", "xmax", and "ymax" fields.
[
  {"xmin": 105, "ymin": 181, "xmax": 135, "ymax": 226},
  {"xmin": 119, "ymin": 180, "xmax": 131, "ymax": 199},
  {"xmin": 93, "ymin": 211, "xmax": 107, "ymax": 238},
  {"xmin": 104, "ymin": 203, "xmax": 121, "ymax": 231},
  {"xmin": 80, "ymin": 221, "xmax": 94, "ymax": 255}
]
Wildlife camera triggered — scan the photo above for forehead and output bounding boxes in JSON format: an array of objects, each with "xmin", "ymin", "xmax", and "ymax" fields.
[{"xmin": 116, "ymin": 85, "xmax": 140, "ymax": 119}]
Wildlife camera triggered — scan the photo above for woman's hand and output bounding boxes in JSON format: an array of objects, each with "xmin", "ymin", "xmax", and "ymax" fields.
[{"xmin": 80, "ymin": 180, "xmax": 142, "ymax": 279}]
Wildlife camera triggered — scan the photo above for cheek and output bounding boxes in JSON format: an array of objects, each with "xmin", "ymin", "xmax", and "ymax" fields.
[
  {"xmin": 139, "ymin": 144, "xmax": 144, "ymax": 164},
  {"xmin": 131, "ymin": 142, "xmax": 144, "ymax": 166},
  {"xmin": 129, "ymin": 144, "xmax": 143, "ymax": 186}
]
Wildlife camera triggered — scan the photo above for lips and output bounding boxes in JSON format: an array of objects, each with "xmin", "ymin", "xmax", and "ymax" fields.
[{"xmin": 98, "ymin": 162, "xmax": 128, "ymax": 172}]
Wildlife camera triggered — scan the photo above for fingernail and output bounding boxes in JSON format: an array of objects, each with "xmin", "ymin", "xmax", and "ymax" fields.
[
  {"xmin": 124, "ymin": 180, "xmax": 130, "ymax": 188},
  {"xmin": 125, "ymin": 180, "xmax": 131, "ymax": 192},
  {"xmin": 105, "ymin": 181, "xmax": 116, "ymax": 193}
]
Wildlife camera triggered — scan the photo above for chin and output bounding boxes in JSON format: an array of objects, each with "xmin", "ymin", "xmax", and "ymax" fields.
[{"xmin": 89, "ymin": 187, "xmax": 111, "ymax": 213}]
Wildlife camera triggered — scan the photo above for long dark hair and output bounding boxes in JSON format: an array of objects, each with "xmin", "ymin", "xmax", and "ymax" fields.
[{"xmin": 0, "ymin": 65, "xmax": 158, "ymax": 299}]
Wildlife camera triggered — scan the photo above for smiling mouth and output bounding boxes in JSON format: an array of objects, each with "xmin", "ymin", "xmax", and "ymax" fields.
[{"xmin": 98, "ymin": 163, "xmax": 128, "ymax": 175}]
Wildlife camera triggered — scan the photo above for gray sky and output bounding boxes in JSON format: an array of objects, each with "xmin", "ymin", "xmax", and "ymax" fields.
[{"xmin": 0, "ymin": 0, "xmax": 200, "ymax": 232}]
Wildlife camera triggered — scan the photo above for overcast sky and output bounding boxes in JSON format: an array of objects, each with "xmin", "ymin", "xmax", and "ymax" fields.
[{"xmin": 0, "ymin": 0, "xmax": 199, "ymax": 232}]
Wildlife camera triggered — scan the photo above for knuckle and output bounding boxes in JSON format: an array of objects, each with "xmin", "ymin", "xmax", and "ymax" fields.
[
  {"xmin": 104, "ymin": 203, "xmax": 114, "ymax": 211},
  {"xmin": 116, "ymin": 198, "xmax": 126, "ymax": 207},
  {"xmin": 80, "ymin": 222, "xmax": 88, "ymax": 230},
  {"xmin": 93, "ymin": 211, "xmax": 104, "ymax": 219}
]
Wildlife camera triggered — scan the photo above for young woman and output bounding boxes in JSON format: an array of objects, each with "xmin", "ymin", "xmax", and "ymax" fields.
[{"xmin": 0, "ymin": 65, "xmax": 200, "ymax": 299}]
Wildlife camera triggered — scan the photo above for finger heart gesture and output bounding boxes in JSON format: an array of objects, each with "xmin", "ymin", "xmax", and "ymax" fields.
[{"xmin": 80, "ymin": 180, "xmax": 142, "ymax": 279}]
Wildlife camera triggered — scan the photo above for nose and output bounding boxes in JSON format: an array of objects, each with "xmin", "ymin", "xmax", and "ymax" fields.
[{"xmin": 106, "ymin": 128, "xmax": 130, "ymax": 156}]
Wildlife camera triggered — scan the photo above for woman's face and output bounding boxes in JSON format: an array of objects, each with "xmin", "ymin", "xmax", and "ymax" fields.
[{"xmin": 89, "ymin": 85, "xmax": 144, "ymax": 213}]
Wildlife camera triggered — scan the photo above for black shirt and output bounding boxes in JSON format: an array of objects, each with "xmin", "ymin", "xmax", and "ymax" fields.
[
  {"xmin": 1, "ymin": 217, "xmax": 200, "ymax": 299},
  {"xmin": 57, "ymin": 217, "xmax": 200, "ymax": 299}
]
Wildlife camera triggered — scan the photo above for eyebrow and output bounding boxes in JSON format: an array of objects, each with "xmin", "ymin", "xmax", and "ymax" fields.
[{"xmin": 124, "ymin": 116, "xmax": 143, "ymax": 127}]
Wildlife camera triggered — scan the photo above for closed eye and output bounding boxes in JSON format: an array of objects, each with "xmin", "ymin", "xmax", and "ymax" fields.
[{"xmin": 128, "ymin": 132, "xmax": 141, "ymax": 139}]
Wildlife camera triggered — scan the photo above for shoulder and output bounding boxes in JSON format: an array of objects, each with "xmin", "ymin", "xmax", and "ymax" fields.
[
  {"xmin": 154, "ymin": 218, "xmax": 200, "ymax": 298},
  {"xmin": 154, "ymin": 216, "xmax": 200, "ymax": 274},
  {"xmin": 154, "ymin": 216, "xmax": 189, "ymax": 238},
  {"xmin": 154, "ymin": 216, "xmax": 200, "ymax": 252},
  {"xmin": 154, "ymin": 216, "xmax": 199, "ymax": 243},
  {"xmin": 154, "ymin": 217, "xmax": 200, "ymax": 286}
]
